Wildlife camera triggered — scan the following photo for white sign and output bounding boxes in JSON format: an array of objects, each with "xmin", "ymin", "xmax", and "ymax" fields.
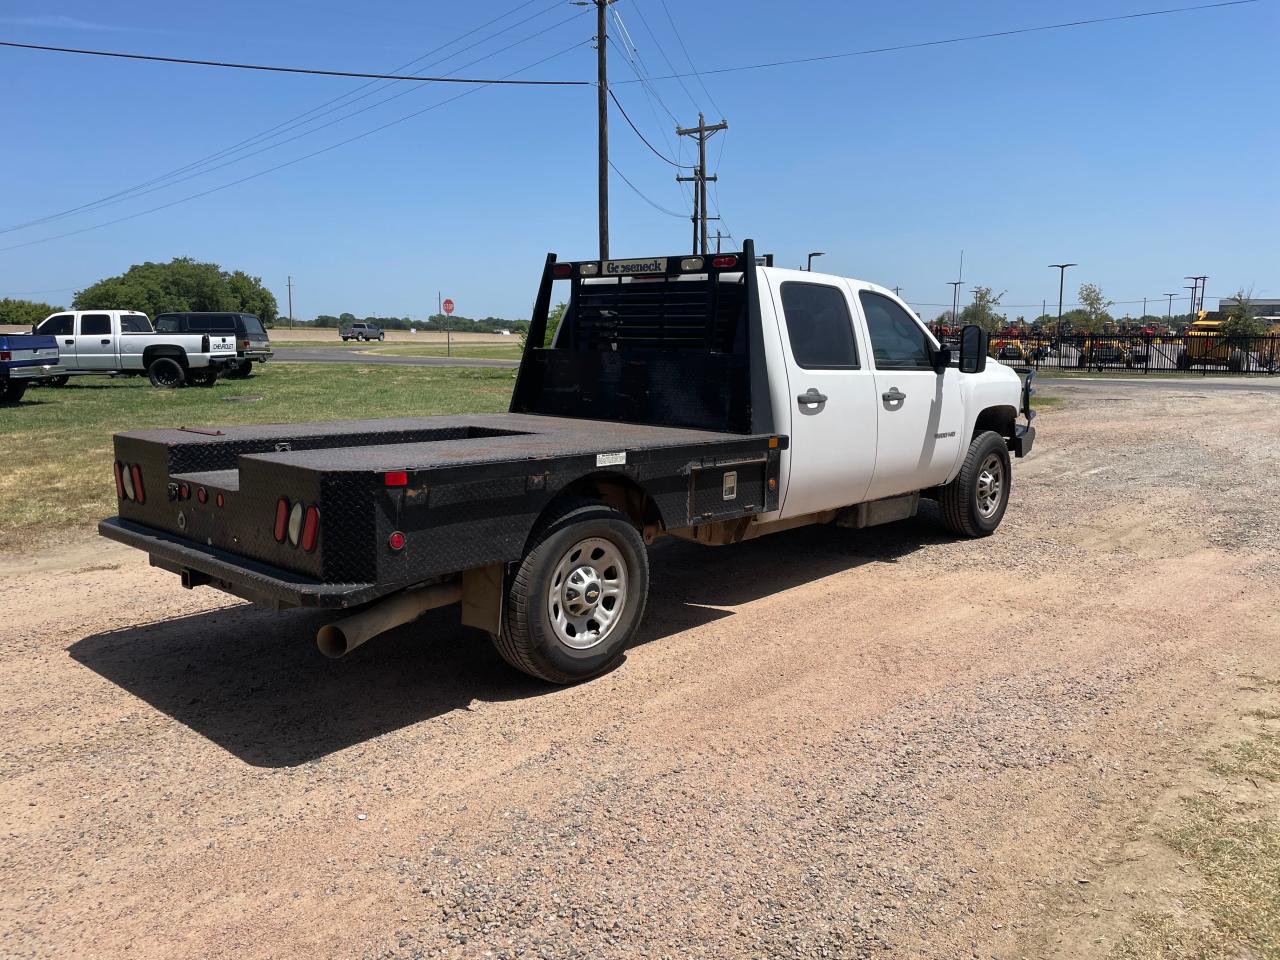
[
  {"xmin": 596, "ymin": 452, "xmax": 627, "ymax": 467},
  {"xmin": 604, "ymin": 257, "xmax": 667, "ymax": 276}
]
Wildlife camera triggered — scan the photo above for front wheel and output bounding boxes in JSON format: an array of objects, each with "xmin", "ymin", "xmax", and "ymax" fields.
[
  {"xmin": 147, "ymin": 357, "xmax": 186, "ymax": 388},
  {"xmin": 937, "ymin": 431, "xmax": 1011, "ymax": 538},
  {"xmin": 491, "ymin": 500, "xmax": 649, "ymax": 684}
]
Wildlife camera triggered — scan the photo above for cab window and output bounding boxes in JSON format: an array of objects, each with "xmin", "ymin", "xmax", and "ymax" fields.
[
  {"xmin": 120, "ymin": 314, "xmax": 152, "ymax": 333},
  {"xmin": 860, "ymin": 292, "xmax": 933, "ymax": 370},
  {"xmin": 779, "ymin": 282, "xmax": 858, "ymax": 369},
  {"xmin": 80, "ymin": 314, "xmax": 111, "ymax": 336},
  {"xmin": 38, "ymin": 314, "xmax": 74, "ymax": 336},
  {"xmin": 154, "ymin": 316, "xmax": 182, "ymax": 332}
]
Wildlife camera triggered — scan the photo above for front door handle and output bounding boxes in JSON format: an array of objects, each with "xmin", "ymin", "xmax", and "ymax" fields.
[
  {"xmin": 796, "ymin": 388, "xmax": 828, "ymax": 406},
  {"xmin": 100, "ymin": 339, "xmax": 111, "ymax": 345},
  {"xmin": 64, "ymin": 339, "xmax": 73, "ymax": 345},
  {"xmin": 882, "ymin": 387, "xmax": 907, "ymax": 403}
]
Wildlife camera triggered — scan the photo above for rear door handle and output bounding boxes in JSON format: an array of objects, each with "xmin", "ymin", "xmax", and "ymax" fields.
[
  {"xmin": 796, "ymin": 388, "xmax": 828, "ymax": 406},
  {"xmin": 882, "ymin": 387, "xmax": 906, "ymax": 403}
]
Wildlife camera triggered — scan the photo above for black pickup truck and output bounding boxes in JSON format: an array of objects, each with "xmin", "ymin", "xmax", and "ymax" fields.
[{"xmin": 101, "ymin": 241, "xmax": 1029, "ymax": 683}]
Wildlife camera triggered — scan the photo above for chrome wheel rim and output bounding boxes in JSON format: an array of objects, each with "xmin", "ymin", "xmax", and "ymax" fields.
[
  {"xmin": 546, "ymin": 537, "xmax": 627, "ymax": 650},
  {"xmin": 976, "ymin": 453, "xmax": 1004, "ymax": 519}
]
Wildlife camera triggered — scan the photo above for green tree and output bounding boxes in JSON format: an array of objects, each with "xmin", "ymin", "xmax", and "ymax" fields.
[
  {"xmin": 1076, "ymin": 283, "xmax": 1113, "ymax": 334},
  {"xmin": 959, "ymin": 287, "xmax": 1006, "ymax": 333},
  {"xmin": 1222, "ymin": 288, "xmax": 1266, "ymax": 337},
  {"xmin": 73, "ymin": 258, "xmax": 278, "ymax": 324},
  {"xmin": 0, "ymin": 298, "xmax": 63, "ymax": 328}
]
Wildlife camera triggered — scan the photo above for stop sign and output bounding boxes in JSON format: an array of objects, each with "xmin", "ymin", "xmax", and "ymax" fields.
[{"xmin": 442, "ymin": 298, "xmax": 455, "ymax": 316}]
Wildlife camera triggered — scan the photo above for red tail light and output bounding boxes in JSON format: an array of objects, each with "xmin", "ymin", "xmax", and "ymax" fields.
[
  {"xmin": 552, "ymin": 263, "xmax": 572, "ymax": 278},
  {"xmin": 712, "ymin": 255, "xmax": 737, "ymax": 269},
  {"xmin": 273, "ymin": 497, "xmax": 290, "ymax": 543},
  {"xmin": 0, "ymin": 351, "xmax": 10, "ymax": 362},
  {"xmin": 301, "ymin": 506, "xmax": 320, "ymax": 552},
  {"xmin": 215, "ymin": 492, "xmax": 225, "ymax": 508},
  {"xmin": 196, "ymin": 487, "xmax": 208, "ymax": 504},
  {"xmin": 384, "ymin": 470, "xmax": 408, "ymax": 487},
  {"xmin": 129, "ymin": 464, "xmax": 145, "ymax": 504},
  {"xmin": 178, "ymin": 483, "xmax": 190, "ymax": 500},
  {"xmin": 388, "ymin": 531, "xmax": 406, "ymax": 552},
  {"xmin": 113, "ymin": 461, "xmax": 125, "ymax": 499}
]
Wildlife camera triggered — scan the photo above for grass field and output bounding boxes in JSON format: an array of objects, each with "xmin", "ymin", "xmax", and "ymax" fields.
[{"xmin": 0, "ymin": 365, "xmax": 513, "ymax": 551}]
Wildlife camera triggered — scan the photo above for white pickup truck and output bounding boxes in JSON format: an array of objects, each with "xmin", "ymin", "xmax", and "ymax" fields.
[
  {"xmin": 101, "ymin": 241, "xmax": 1035, "ymax": 684},
  {"xmin": 34, "ymin": 309, "xmax": 237, "ymax": 387}
]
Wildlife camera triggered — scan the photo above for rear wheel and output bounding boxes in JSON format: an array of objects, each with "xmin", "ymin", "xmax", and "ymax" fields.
[
  {"xmin": 224, "ymin": 360, "xmax": 253, "ymax": 380},
  {"xmin": 937, "ymin": 431, "xmax": 1011, "ymax": 538},
  {"xmin": 147, "ymin": 356, "xmax": 185, "ymax": 388},
  {"xmin": 188, "ymin": 367, "xmax": 218, "ymax": 387},
  {"xmin": 46, "ymin": 375, "xmax": 70, "ymax": 387},
  {"xmin": 1, "ymin": 380, "xmax": 27, "ymax": 402},
  {"xmin": 491, "ymin": 500, "xmax": 649, "ymax": 684}
]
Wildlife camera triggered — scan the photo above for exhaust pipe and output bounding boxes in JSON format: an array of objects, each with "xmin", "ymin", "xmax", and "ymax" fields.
[{"xmin": 316, "ymin": 581, "xmax": 461, "ymax": 658}]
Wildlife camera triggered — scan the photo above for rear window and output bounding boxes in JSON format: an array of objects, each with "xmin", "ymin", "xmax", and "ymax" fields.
[
  {"xmin": 154, "ymin": 316, "xmax": 182, "ymax": 333},
  {"xmin": 239, "ymin": 315, "xmax": 266, "ymax": 336},
  {"xmin": 80, "ymin": 314, "xmax": 111, "ymax": 336},
  {"xmin": 120, "ymin": 314, "xmax": 152, "ymax": 333},
  {"xmin": 188, "ymin": 315, "xmax": 236, "ymax": 333}
]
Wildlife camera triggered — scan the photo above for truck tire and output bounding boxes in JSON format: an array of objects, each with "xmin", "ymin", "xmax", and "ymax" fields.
[
  {"xmin": 937, "ymin": 431, "xmax": 1011, "ymax": 538},
  {"xmin": 1, "ymin": 380, "xmax": 27, "ymax": 402},
  {"xmin": 492, "ymin": 499, "xmax": 649, "ymax": 684},
  {"xmin": 224, "ymin": 360, "xmax": 253, "ymax": 380},
  {"xmin": 1176, "ymin": 351, "xmax": 1192, "ymax": 371},
  {"xmin": 147, "ymin": 356, "xmax": 186, "ymax": 389},
  {"xmin": 47, "ymin": 375, "xmax": 70, "ymax": 387},
  {"xmin": 188, "ymin": 367, "xmax": 218, "ymax": 387}
]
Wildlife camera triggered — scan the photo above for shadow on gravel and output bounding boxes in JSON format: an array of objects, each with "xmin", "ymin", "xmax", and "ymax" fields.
[{"xmin": 69, "ymin": 514, "xmax": 945, "ymax": 767}]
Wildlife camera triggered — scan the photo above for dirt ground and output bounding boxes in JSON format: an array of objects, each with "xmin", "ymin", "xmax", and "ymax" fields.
[{"xmin": 2, "ymin": 382, "xmax": 1278, "ymax": 959}]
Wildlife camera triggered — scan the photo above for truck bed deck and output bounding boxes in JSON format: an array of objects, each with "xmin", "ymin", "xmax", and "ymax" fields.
[{"xmin": 103, "ymin": 412, "xmax": 785, "ymax": 608}]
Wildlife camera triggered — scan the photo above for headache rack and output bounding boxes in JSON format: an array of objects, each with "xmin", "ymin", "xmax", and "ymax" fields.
[{"xmin": 511, "ymin": 240, "xmax": 775, "ymax": 436}]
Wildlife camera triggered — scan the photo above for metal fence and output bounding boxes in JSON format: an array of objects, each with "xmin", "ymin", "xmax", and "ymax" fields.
[{"xmin": 979, "ymin": 334, "xmax": 1280, "ymax": 375}]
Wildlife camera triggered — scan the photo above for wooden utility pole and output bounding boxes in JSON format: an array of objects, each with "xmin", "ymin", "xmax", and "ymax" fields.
[
  {"xmin": 676, "ymin": 112, "xmax": 727, "ymax": 255},
  {"xmin": 287, "ymin": 275, "xmax": 293, "ymax": 329},
  {"xmin": 595, "ymin": 0, "xmax": 611, "ymax": 261}
]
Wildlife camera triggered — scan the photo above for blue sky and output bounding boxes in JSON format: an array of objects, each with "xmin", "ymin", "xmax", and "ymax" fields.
[{"xmin": 1, "ymin": 0, "xmax": 1276, "ymax": 321}]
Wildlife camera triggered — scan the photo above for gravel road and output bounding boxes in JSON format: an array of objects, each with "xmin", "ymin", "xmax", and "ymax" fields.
[{"xmin": 2, "ymin": 382, "xmax": 1278, "ymax": 959}]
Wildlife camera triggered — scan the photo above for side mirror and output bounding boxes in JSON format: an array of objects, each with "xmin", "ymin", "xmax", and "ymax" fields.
[
  {"xmin": 959, "ymin": 324, "xmax": 988, "ymax": 374},
  {"xmin": 931, "ymin": 344, "xmax": 952, "ymax": 375}
]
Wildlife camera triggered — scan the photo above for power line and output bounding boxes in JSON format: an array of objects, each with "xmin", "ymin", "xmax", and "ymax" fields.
[
  {"xmin": 0, "ymin": 8, "xmax": 586, "ymax": 236},
  {"xmin": 608, "ymin": 88, "xmax": 692, "ymax": 167},
  {"xmin": 622, "ymin": 1, "xmax": 700, "ymax": 115},
  {"xmin": 0, "ymin": 0, "xmax": 567, "ymax": 235},
  {"xmin": 608, "ymin": 160, "xmax": 686, "ymax": 218},
  {"xmin": 0, "ymin": 39, "xmax": 591, "ymax": 253},
  {"xmin": 655, "ymin": 0, "xmax": 723, "ymax": 118},
  {"xmin": 0, "ymin": 38, "xmax": 589, "ymax": 85},
  {"xmin": 614, "ymin": 1, "xmax": 1261, "ymax": 84}
]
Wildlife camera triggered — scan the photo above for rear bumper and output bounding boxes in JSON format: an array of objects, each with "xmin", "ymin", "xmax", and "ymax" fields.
[
  {"xmin": 5, "ymin": 363, "xmax": 65, "ymax": 380},
  {"xmin": 241, "ymin": 349, "xmax": 273, "ymax": 362},
  {"xmin": 99, "ymin": 516, "xmax": 381, "ymax": 609}
]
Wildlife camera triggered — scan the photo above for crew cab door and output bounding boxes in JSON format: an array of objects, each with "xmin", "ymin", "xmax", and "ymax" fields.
[
  {"xmin": 36, "ymin": 313, "xmax": 76, "ymax": 365},
  {"xmin": 74, "ymin": 313, "xmax": 116, "ymax": 370},
  {"xmin": 769, "ymin": 276, "xmax": 879, "ymax": 518},
  {"xmin": 856, "ymin": 290, "xmax": 964, "ymax": 500}
]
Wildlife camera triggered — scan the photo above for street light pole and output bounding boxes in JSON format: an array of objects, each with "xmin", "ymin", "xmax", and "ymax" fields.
[
  {"xmin": 1164, "ymin": 292, "xmax": 1177, "ymax": 322},
  {"xmin": 947, "ymin": 281, "xmax": 962, "ymax": 328},
  {"xmin": 1049, "ymin": 263, "xmax": 1077, "ymax": 337},
  {"xmin": 807, "ymin": 251, "xmax": 825, "ymax": 271}
]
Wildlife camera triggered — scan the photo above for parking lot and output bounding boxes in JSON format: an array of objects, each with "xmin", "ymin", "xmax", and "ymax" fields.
[{"xmin": 3, "ymin": 379, "xmax": 1279, "ymax": 959}]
